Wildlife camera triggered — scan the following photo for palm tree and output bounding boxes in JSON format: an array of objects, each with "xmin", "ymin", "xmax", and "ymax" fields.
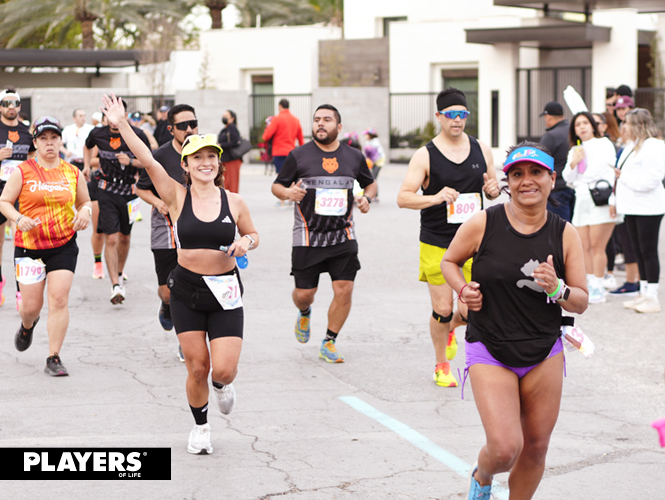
[
  {"xmin": 232, "ymin": 0, "xmax": 332, "ymax": 28},
  {"xmin": 0, "ymin": 0, "xmax": 191, "ymax": 50},
  {"xmin": 205, "ymin": 0, "xmax": 228, "ymax": 30}
]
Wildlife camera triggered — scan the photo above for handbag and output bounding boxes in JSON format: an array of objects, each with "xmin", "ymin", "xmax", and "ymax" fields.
[
  {"xmin": 589, "ymin": 179, "xmax": 613, "ymax": 206},
  {"xmin": 229, "ymin": 138, "xmax": 252, "ymax": 160}
]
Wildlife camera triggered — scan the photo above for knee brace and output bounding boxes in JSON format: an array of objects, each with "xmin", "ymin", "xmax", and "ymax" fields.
[{"xmin": 432, "ymin": 310, "xmax": 453, "ymax": 323}]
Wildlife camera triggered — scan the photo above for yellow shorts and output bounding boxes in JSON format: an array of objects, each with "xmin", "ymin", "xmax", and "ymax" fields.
[{"xmin": 419, "ymin": 242, "xmax": 473, "ymax": 286}]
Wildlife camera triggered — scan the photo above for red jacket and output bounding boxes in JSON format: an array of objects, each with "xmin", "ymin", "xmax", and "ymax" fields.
[{"xmin": 262, "ymin": 109, "xmax": 304, "ymax": 156}]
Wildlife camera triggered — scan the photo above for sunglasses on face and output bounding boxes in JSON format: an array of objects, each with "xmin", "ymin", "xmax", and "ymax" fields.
[
  {"xmin": 440, "ymin": 110, "xmax": 470, "ymax": 120},
  {"xmin": 34, "ymin": 116, "xmax": 60, "ymax": 126},
  {"xmin": 174, "ymin": 119, "xmax": 198, "ymax": 131},
  {"xmin": 0, "ymin": 99, "xmax": 20, "ymax": 108}
]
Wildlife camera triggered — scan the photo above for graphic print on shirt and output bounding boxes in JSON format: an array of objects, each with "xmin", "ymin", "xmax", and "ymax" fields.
[
  {"xmin": 8, "ymin": 130, "xmax": 19, "ymax": 143},
  {"xmin": 322, "ymin": 157, "xmax": 338, "ymax": 174},
  {"xmin": 516, "ymin": 259, "xmax": 545, "ymax": 293}
]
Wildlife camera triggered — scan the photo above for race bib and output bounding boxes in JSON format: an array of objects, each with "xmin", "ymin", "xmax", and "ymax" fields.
[
  {"xmin": 203, "ymin": 274, "xmax": 243, "ymax": 310},
  {"xmin": 127, "ymin": 197, "xmax": 141, "ymax": 224},
  {"xmin": 315, "ymin": 188, "xmax": 348, "ymax": 216},
  {"xmin": 447, "ymin": 193, "xmax": 482, "ymax": 224},
  {"xmin": 15, "ymin": 257, "xmax": 46, "ymax": 285},
  {"xmin": 0, "ymin": 159, "xmax": 21, "ymax": 181}
]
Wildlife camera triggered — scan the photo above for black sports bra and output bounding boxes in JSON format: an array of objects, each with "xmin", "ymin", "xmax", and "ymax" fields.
[{"xmin": 175, "ymin": 188, "xmax": 236, "ymax": 250}]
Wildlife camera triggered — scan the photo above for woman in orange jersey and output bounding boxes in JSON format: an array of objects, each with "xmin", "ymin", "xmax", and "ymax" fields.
[{"xmin": 0, "ymin": 117, "xmax": 92, "ymax": 377}]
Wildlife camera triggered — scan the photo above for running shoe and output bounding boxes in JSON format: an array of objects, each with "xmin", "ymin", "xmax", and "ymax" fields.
[
  {"xmin": 187, "ymin": 423, "xmax": 213, "ymax": 455},
  {"xmin": 159, "ymin": 302, "xmax": 173, "ymax": 331},
  {"xmin": 467, "ymin": 462, "xmax": 492, "ymax": 500},
  {"xmin": 588, "ymin": 284, "xmax": 606, "ymax": 304},
  {"xmin": 5, "ymin": 225, "xmax": 11, "ymax": 240},
  {"xmin": 433, "ymin": 362, "xmax": 458, "ymax": 387},
  {"xmin": 635, "ymin": 297, "xmax": 661, "ymax": 314},
  {"xmin": 609, "ymin": 281, "xmax": 639, "ymax": 296},
  {"xmin": 294, "ymin": 310, "xmax": 311, "ymax": 343},
  {"xmin": 213, "ymin": 383, "xmax": 236, "ymax": 415},
  {"xmin": 624, "ymin": 295, "xmax": 646, "ymax": 310},
  {"xmin": 603, "ymin": 273, "xmax": 617, "ymax": 290},
  {"xmin": 178, "ymin": 345, "xmax": 185, "ymax": 363},
  {"xmin": 110, "ymin": 284, "xmax": 125, "ymax": 305},
  {"xmin": 319, "ymin": 339, "xmax": 344, "ymax": 363},
  {"xmin": 92, "ymin": 261, "xmax": 104, "ymax": 279},
  {"xmin": 0, "ymin": 274, "xmax": 5, "ymax": 306},
  {"xmin": 122, "ymin": 271, "xmax": 129, "ymax": 282},
  {"xmin": 15, "ymin": 316, "xmax": 39, "ymax": 352},
  {"xmin": 44, "ymin": 353, "xmax": 69, "ymax": 377},
  {"xmin": 446, "ymin": 330, "xmax": 458, "ymax": 361},
  {"xmin": 135, "ymin": 211, "xmax": 143, "ymax": 222},
  {"xmin": 16, "ymin": 291, "xmax": 22, "ymax": 311}
]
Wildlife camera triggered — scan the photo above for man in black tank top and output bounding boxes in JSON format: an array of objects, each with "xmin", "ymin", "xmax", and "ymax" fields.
[{"xmin": 397, "ymin": 88, "xmax": 500, "ymax": 387}]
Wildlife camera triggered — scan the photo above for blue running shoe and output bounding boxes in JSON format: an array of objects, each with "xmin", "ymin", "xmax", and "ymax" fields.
[
  {"xmin": 319, "ymin": 339, "xmax": 344, "ymax": 363},
  {"xmin": 159, "ymin": 302, "xmax": 173, "ymax": 331},
  {"xmin": 294, "ymin": 310, "xmax": 311, "ymax": 343},
  {"xmin": 609, "ymin": 281, "xmax": 639, "ymax": 296},
  {"xmin": 467, "ymin": 463, "xmax": 492, "ymax": 500}
]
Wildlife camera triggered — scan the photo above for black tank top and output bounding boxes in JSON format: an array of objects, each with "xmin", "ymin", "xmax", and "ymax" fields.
[
  {"xmin": 420, "ymin": 136, "xmax": 486, "ymax": 248},
  {"xmin": 175, "ymin": 188, "xmax": 236, "ymax": 250},
  {"xmin": 466, "ymin": 204, "xmax": 567, "ymax": 367}
]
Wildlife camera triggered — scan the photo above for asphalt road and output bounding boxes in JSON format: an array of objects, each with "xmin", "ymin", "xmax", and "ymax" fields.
[{"xmin": 1, "ymin": 164, "xmax": 664, "ymax": 499}]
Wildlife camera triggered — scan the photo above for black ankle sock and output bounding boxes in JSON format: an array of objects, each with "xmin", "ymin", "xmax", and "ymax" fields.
[
  {"xmin": 94, "ymin": 254, "xmax": 102, "ymax": 263},
  {"xmin": 211, "ymin": 380, "xmax": 224, "ymax": 390},
  {"xmin": 190, "ymin": 403, "xmax": 209, "ymax": 425},
  {"xmin": 300, "ymin": 306, "xmax": 311, "ymax": 316},
  {"xmin": 325, "ymin": 329, "xmax": 338, "ymax": 342}
]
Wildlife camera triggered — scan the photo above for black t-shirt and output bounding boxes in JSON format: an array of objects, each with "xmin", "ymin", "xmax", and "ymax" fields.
[
  {"xmin": 466, "ymin": 204, "xmax": 567, "ymax": 367},
  {"xmin": 274, "ymin": 141, "xmax": 375, "ymax": 247},
  {"xmin": 420, "ymin": 136, "xmax": 486, "ymax": 248},
  {"xmin": 0, "ymin": 121, "xmax": 35, "ymax": 190},
  {"xmin": 85, "ymin": 125, "xmax": 150, "ymax": 196},
  {"xmin": 539, "ymin": 119, "xmax": 570, "ymax": 191},
  {"xmin": 153, "ymin": 120, "xmax": 171, "ymax": 146},
  {"xmin": 136, "ymin": 140, "xmax": 185, "ymax": 198}
]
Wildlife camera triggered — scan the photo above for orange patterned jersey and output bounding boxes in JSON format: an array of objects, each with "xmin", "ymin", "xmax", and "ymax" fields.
[{"xmin": 15, "ymin": 158, "xmax": 79, "ymax": 250}]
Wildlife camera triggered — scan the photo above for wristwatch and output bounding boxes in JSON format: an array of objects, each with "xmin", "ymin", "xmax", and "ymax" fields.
[
  {"xmin": 557, "ymin": 282, "xmax": 571, "ymax": 302},
  {"xmin": 243, "ymin": 234, "xmax": 256, "ymax": 248},
  {"xmin": 363, "ymin": 194, "xmax": 372, "ymax": 204}
]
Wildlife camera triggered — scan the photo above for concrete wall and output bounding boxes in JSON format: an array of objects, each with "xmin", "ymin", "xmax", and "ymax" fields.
[
  {"xmin": 1, "ymin": 71, "xmax": 127, "ymax": 90},
  {"xmin": 174, "ymin": 89, "xmax": 249, "ymax": 139},
  {"xmin": 312, "ymin": 87, "xmax": 390, "ymax": 149},
  {"xmin": 319, "ymin": 38, "xmax": 389, "ymax": 87}
]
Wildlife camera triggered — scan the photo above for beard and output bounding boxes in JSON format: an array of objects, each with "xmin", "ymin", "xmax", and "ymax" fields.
[{"xmin": 313, "ymin": 127, "xmax": 338, "ymax": 145}]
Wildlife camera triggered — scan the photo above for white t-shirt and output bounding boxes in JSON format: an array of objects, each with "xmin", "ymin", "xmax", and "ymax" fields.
[{"xmin": 61, "ymin": 123, "xmax": 94, "ymax": 162}]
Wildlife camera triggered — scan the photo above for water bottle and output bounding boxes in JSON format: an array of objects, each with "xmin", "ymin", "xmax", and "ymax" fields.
[{"xmin": 235, "ymin": 254, "xmax": 248, "ymax": 269}]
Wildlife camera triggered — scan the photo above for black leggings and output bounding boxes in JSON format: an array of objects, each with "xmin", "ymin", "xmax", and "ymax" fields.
[{"xmin": 624, "ymin": 214, "xmax": 664, "ymax": 283}]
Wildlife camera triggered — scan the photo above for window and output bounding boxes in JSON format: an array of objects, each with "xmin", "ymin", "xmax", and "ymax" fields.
[{"xmin": 383, "ymin": 16, "xmax": 407, "ymax": 38}]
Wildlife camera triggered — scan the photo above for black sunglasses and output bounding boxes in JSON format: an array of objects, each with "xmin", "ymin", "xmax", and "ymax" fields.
[
  {"xmin": 0, "ymin": 99, "xmax": 20, "ymax": 108},
  {"xmin": 173, "ymin": 119, "xmax": 198, "ymax": 131}
]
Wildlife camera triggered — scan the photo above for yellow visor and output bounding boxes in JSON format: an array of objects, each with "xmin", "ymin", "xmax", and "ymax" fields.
[{"xmin": 181, "ymin": 134, "xmax": 222, "ymax": 161}]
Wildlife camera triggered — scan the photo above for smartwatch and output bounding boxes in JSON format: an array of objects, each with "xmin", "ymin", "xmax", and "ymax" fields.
[
  {"xmin": 243, "ymin": 234, "xmax": 256, "ymax": 248},
  {"xmin": 557, "ymin": 283, "xmax": 571, "ymax": 302}
]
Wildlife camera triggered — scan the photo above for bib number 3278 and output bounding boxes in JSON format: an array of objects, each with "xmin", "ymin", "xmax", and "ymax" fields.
[
  {"xmin": 315, "ymin": 188, "xmax": 348, "ymax": 216},
  {"xmin": 447, "ymin": 193, "xmax": 482, "ymax": 224}
]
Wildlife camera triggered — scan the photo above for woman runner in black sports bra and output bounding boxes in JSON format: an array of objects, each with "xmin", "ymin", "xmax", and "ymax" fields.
[
  {"xmin": 442, "ymin": 141, "xmax": 588, "ymax": 500},
  {"xmin": 102, "ymin": 94, "xmax": 259, "ymax": 456}
]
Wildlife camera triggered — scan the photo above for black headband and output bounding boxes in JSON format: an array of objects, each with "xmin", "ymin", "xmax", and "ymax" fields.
[{"xmin": 437, "ymin": 92, "xmax": 467, "ymax": 111}]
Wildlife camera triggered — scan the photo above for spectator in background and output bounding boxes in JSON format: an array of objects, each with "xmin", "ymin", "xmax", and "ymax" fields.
[
  {"xmin": 218, "ymin": 109, "xmax": 242, "ymax": 193},
  {"xmin": 614, "ymin": 96, "xmax": 635, "ymax": 129},
  {"xmin": 539, "ymin": 101, "xmax": 574, "ymax": 222},
  {"xmin": 153, "ymin": 105, "xmax": 172, "ymax": 146},
  {"xmin": 129, "ymin": 112, "xmax": 158, "ymax": 150},
  {"xmin": 91, "ymin": 112, "xmax": 103, "ymax": 128},
  {"xmin": 60, "ymin": 109, "xmax": 94, "ymax": 171},
  {"xmin": 363, "ymin": 127, "xmax": 386, "ymax": 202},
  {"xmin": 262, "ymin": 98, "xmax": 304, "ymax": 175}
]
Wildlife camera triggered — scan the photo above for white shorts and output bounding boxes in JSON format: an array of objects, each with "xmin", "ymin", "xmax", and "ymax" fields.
[{"xmin": 571, "ymin": 186, "xmax": 615, "ymax": 227}]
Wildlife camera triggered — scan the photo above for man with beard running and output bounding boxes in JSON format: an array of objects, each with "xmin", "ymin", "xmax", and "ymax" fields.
[
  {"xmin": 0, "ymin": 88, "xmax": 36, "ymax": 308},
  {"xmin": 272, "ymin": 104, "xmax": 376, "ymax": 363},
  {"xmin": 136, "ymin": 104, "xmax": 197, "ymax": 341},
  {"xmin": 83, "ymin": 98, "xmax": 150, "ymax": 304}
]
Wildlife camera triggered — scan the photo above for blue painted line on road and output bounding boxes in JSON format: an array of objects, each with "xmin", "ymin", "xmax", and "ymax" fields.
[{"xmin": 339, "ymin": 395, "xmax": 509, "ymax": 500}]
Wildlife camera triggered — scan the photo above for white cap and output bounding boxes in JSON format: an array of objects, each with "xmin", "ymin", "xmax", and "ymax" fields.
[
  {"xmin": 0, "ymin": 89, "xmax": 20, "ymax": 101},
  {"xmin": 92, "ymin": 111, "xmax": 103, "ymax": 122}
]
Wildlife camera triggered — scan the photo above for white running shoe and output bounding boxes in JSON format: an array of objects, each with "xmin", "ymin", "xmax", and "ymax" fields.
[
  {"xmin": 213, "ymin": 383, "xmax": 236, "ymax": 415},
  {"xmin": 623, "ymin": 295, "xmax": 646, "ymax": 310},
  {"xmin": 110, "ymin": 284, "xmax": 125, "ymax": 305},
  {"xmin": 634, "ymin": 297, "xmax": 661, "ymax": 314},
  {"xmin": 187, "ymin": 423, "xmax": 213, "ymax": 455},
  {"xmin": 603, "ymin": 273, "xmax": 617, "ymax": 290},
  {"xmin": 588, "ymin": 285, "xmax": 606, "ymax": 304}
]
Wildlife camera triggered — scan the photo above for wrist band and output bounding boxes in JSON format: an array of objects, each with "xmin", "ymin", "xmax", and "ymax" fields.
[
  {"xmin": 83, "ymin": 206, "xmax": 93, "ymax": 216},
  {"xmin": 459, "ymin": 283, "xmax": 469, "ymax": 304},
  {"xmin": 546, "ymin": 279, "xmax": 563, "ymax": 298},
  {"xmin": 16, "ymin": 214, "xmax": 24, "ymax": 224},
  {"xmin": 363, "ymin": 194, "xmax": 371, "ymax": 204}
]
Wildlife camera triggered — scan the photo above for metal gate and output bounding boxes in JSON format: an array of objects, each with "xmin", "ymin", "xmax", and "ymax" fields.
[{"xmin": 248, "ymin": 94, "xmax": 312, "ymax": 144}]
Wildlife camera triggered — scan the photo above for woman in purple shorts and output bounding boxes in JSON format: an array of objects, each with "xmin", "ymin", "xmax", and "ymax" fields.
[{"xmin": 442, "ymin": 141, "xmax": 588, "ymax": 500}]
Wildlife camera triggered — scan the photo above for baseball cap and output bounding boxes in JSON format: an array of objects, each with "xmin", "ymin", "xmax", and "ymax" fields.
[
  {"xmin": 539, "ymin": 101, "xmax": 564, "ymax": 117},
  {"xmin": 129, "ymin": 111, "xmax": 142, "ymax": 121},
  {"xmin": 503, "ymin": 146, "xmax": 554, "ymax": 174},
  {"xmin": 615, "ymin": 96, "xmax": 635, "ymax": 109},
  {"xmin": 0, "ymin": 89, "xmax": 20, "ymax": 102},
  {"xmin": 181, "ymin": 134, "xmax": 222, "ymax": 161},
  {"xmin": 159, "ymin": 105, "xmax": 170, "ymax": 112},
  {"xmin": 616, "ymin": 85, "xmax": 633, "ymax": 97},
  {"xmin": 363, "ymin": 127, "xmax": 377, "ymax": 136},
  {"xmin": 33, "ymin": 116, "xmax": 62, "ymax": 139}
]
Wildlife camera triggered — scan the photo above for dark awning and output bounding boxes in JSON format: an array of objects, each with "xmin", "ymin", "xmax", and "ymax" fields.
[
  {"xmin": 494, "ymin": 1, "xmax": 665, "ymax": 14},
  {"xmin": 0, "ymin": 48, "xmax": 168, "ymax": 70},
  {"xmin": 466, "ymin": 22, "xmax": 611, "ymax": 49}
]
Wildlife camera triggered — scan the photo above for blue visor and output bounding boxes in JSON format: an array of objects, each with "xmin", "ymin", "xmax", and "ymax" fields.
[{"xmin": 503, "ymin": 146, "xmax": 554, "ymax": 173}]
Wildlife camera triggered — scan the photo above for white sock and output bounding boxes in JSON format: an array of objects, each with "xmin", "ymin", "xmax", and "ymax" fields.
[
  {"xmin": 640, "ymin": 280, "xmax": 648, "ymax": 295},
  {"xmin": 646, "ymin": 283, "xmax": 659, "ymax": 300}
]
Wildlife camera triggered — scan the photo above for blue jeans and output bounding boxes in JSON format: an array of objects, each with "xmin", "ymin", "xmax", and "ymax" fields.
[
  {"xmin": 273, "ymin": 155, "xmax": 287, "ymax": 174},
  {"xmin": 548, "ymin": 188, "xmax": 575, "ymax": 222}
]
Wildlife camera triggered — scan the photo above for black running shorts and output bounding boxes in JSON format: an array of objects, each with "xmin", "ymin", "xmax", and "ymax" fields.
[
  {"xmin": 153, "ymin": 248, "xmax": 178, "ymax": 286},
  {"xmin": 96, "ymin": 189, "xmax": 136, "ymax": 236},
  {"xmin": 291, "ymin": 239, "xmax": 360, "ymax": 289},
  {"xmin": 15, "ymin": 235, "xmax": 79, "ymax": 274}
]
